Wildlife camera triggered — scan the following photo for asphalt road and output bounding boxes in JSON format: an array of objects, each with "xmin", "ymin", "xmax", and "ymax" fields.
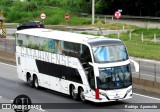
[{"xmin": 0, "ymin": 62, "xmax": 160, "ymax": 112}]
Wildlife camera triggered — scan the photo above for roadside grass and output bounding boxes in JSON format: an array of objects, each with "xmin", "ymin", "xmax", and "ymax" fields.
[
  {"xmin": 107, "ymin": 28, "xmax": 160, "ymax": 60},
  {"xmin": 124, "ymin": 41, "xmax": 160, "ymax": 60}
]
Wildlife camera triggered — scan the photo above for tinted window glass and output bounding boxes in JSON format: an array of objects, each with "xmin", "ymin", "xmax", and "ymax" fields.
[
  {"xmin": 62, "ymin": 41, "xmax": 81, "ymax": 58},
  {"xmin": 79, "ymin": 45, "xmax": 92, "ymax": 63}
]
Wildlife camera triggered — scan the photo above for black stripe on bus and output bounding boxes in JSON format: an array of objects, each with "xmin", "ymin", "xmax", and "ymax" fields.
[{"xmin": 35, "ymin": 60, "xmax": 83, "ymax": 84}]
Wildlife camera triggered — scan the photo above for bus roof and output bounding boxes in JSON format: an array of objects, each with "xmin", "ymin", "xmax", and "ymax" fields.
[{"xmin": 16, "ymin": 28, "xmax": 121, "ymax": 45}]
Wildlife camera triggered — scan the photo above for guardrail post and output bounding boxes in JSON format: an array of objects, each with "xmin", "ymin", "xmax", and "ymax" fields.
[
  {"xmin": 139, "ymin": 61, "xmax": 141, "ymax": 78},
  {"xmin": 154, "ymin": 63, "xmax": 156, "ymax": 82},
  {"xmin": 154, "ymin": 33, "xmax": 156, "ymax": 44},
  {"xmin": 141, "ymin": 32, "xmax": 144, "ymax": 42},
  {"xmin": 99, "ymin": 27, "xmax": 103, "ymax": 35},
  {"xmin": 105, "ymin": 17, "xmax": 107, "ymax": 24},
  {"xmin": 14, "ymin": 39, "xmax": 16, "ymax": 53},
  {"xmin": 129, "ymin": 31, "xmax": 132, "ymax": 41},
  {"xmin": 118, "ymin": 30, "xmax": 120, "ymax": 38},
  {"xmin": 97, "ymin": 16, "xmax": 99, "ymax": 21},
  {"xmin": 5, "ymin": 38, "xmax": 7, "ymax": 51}
]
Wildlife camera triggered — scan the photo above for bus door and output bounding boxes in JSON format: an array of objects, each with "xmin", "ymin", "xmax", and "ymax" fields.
[
  {"xmin": 59, "ymin": 75, "xmax": 68, "ymax": 93},
  {"xmin": 43, "ymin": 75, "xmax": 50, "ymax": 88},
  {"xmin": 17, "ymin": 56, "xmax": 26, "ymax": 81}
]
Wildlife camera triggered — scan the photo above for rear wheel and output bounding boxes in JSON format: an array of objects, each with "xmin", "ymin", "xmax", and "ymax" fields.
[
  {"xmin": 34, "ymin": 76, "xmax": 39, "ymax": 89},
  {"xmin": 71, "ymin": 85, "xmax": 78, "ymax": 100},
  {"xmin": 79, "ymin": 88, "xmax": 85, "ymax": 102},
  {"xmin": 27, "ymin": 75, "xmax": 33, "ymax": 87}
]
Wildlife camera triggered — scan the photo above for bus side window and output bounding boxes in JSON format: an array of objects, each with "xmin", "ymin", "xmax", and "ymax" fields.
[
  {"xmin": 80, "ymin": 45, "xmax": 92, "ymax": 63},
  {"xmin": 79, "ymin": 45, "xmax": 92, "ymax": 68},
  {"xmin": 87, "ymin": 66, "xmax": 95, "ymax": 89}
]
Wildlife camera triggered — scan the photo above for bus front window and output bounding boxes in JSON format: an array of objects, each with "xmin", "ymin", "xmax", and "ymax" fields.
[
  {"xmin": 97, "ymin": 64, "xmax": 132, "ymax": 90},
  {"xmin": 92, "ymin": 44, "xmax": 128, "ymax": 63}
]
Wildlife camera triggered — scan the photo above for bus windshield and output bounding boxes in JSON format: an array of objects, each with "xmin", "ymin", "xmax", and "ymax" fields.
[
  {"xmin": 92, "ymin": 44, "xmax": 128, "ymax": 63},
  {"xmin": 97, "ymin": 64, "xmax": 132, "ymax": 90}
]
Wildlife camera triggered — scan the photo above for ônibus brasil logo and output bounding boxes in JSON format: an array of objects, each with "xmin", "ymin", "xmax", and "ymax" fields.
[{"xmin": 2, "ymin": 94, "xmax": 42, "ymax": 112}]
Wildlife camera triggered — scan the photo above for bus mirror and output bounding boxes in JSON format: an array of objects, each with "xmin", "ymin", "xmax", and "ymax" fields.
[
  {"xmin": 129, "ymin": 59, "xmax": 139, "ymax": 72},
  {"xmin": 88, "ymin": 62, "xmax": 99, "ymax": 77}
]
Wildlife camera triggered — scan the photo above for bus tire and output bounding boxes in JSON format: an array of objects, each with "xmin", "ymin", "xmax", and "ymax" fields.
[
  {"xmin": 27, "ymin": 74, "xmax": 33, "ymax": 87},
  {"xmin": 71, "ymin": 85, "xmax": 78, "ymax": 100},
  {"xmin": 79, "ymin": 87, "xmax": 85, "ymax": 102},
  {"xmin": 33, "ymin": 75, "xmax": 39, "ymax": 89}
]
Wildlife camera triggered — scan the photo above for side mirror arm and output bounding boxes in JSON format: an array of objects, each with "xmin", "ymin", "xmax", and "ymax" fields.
[{"xmin": 129, "ymin": 59, "xmax": 139, "ymax": 72}]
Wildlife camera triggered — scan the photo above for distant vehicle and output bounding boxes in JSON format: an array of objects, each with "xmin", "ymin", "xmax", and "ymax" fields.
[{"xmin": 17, "ymin": 21, "xmax": 44, "ymax": 30}]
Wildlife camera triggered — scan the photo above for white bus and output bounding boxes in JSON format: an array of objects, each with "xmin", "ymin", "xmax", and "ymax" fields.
[{"xmin": 15, "ymin": 28, "xmax": 139, "ymax": 103}]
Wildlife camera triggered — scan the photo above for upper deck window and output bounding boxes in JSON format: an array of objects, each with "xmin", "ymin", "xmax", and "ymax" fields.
[{"xmin": 91, "ymin": 41, "xmax": 128, "ymax": 63}]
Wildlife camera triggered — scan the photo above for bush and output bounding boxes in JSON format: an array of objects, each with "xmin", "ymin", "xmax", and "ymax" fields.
[{"xmin": 4, "ymin": 0, "xmax": 91, "ymax": 25}]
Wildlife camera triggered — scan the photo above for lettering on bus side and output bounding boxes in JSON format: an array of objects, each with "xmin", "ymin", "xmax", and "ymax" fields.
[{"xmin": 18, "ymin": 47, "xmax": 80, "ymax": 69}]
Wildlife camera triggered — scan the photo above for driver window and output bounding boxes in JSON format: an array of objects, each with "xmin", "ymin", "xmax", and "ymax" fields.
[{"xmin": 87, "ymin": 66, "xmax": 95, "ymax": 89}]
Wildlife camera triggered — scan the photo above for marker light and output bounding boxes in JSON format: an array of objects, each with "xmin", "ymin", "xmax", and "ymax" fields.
[{"xmin": 95, "ymin": 88, "xmax": 99, "ymax": 99}]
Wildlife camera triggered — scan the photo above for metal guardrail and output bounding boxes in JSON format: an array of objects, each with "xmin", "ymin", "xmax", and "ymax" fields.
[
  {"xmin": 131, "ymin": 60, "xmax": 160, "ymax": 82},
  {"xmin": 0, "ymin": 38, "xmax": 15, "ymax": 53},
  {"xmin": 96, "ymin": 15, "xmax": 160, "ymax": 20},
  {"xmin": 79, "ymin": 13, "xmax": 160, "ymax": 21}
]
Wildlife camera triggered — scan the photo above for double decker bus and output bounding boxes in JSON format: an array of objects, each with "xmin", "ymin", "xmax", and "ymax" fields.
[{"xmin": 15, "ymin": 28, "xmax": 139, "ymax": 102}]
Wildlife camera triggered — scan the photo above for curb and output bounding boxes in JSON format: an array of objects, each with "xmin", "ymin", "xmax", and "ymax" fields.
[
  {"xmin": 133, "ymin": 77, "xmax": 160, "ymax": 94},
  {"xmin": 0, "ymin": 51, "xmax": 15, "ymax": 63}
]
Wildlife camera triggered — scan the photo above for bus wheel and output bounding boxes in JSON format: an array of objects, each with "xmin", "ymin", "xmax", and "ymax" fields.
[
  {"xmin": 34, "ymin": 76, "xmax": 39, "ymax": 89},
  {"xmin": 79, "ymin": 88, "xmax": 85, "ymax": 102},
  {"xmin": 27, "ymin": 75, "xmax": 33, "ymax": 87},
  {"xmin": 71, "ymin": 85, "xmax": 78, "ymax": 100}
]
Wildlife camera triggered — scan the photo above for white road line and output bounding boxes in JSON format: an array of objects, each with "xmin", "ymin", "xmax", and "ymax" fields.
[
  {"xmin": 0, "ymin": 62, "xmax": 16, "ymax": 68},
  {"xmin": 133, "ymin": 93, "xmax": 160, "ymax": 101},
  {"xmin": 37, "ymin": 108, "xmax": 46, "ymax": 112}
]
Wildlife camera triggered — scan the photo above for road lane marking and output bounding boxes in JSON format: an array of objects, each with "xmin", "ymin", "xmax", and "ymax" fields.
[
  {"xmin": 0, "ymin": 62, "xmax": 16, "ymax": 68},
  {"xmin": 37, "ymin": 108, "xmax": 46, "ymax": 112},
  {"xmin": 133, "ymin": 93, "xmax": 160, "ymax": 101}
]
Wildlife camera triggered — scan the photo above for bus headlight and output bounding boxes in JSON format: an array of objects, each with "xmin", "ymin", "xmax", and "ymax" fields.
[
  {"xmin": 99, "ymin": 92, "xmax": 107, "ymax": 96},
  {"xmin": 100, "ymin": 92, "xmax": 110, "ymax": 100}
]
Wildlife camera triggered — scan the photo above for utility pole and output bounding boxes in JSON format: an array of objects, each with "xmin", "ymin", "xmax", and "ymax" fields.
[{"xmin": 92, "ymin": 0, "xmax": 95, "ymax": 24}]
